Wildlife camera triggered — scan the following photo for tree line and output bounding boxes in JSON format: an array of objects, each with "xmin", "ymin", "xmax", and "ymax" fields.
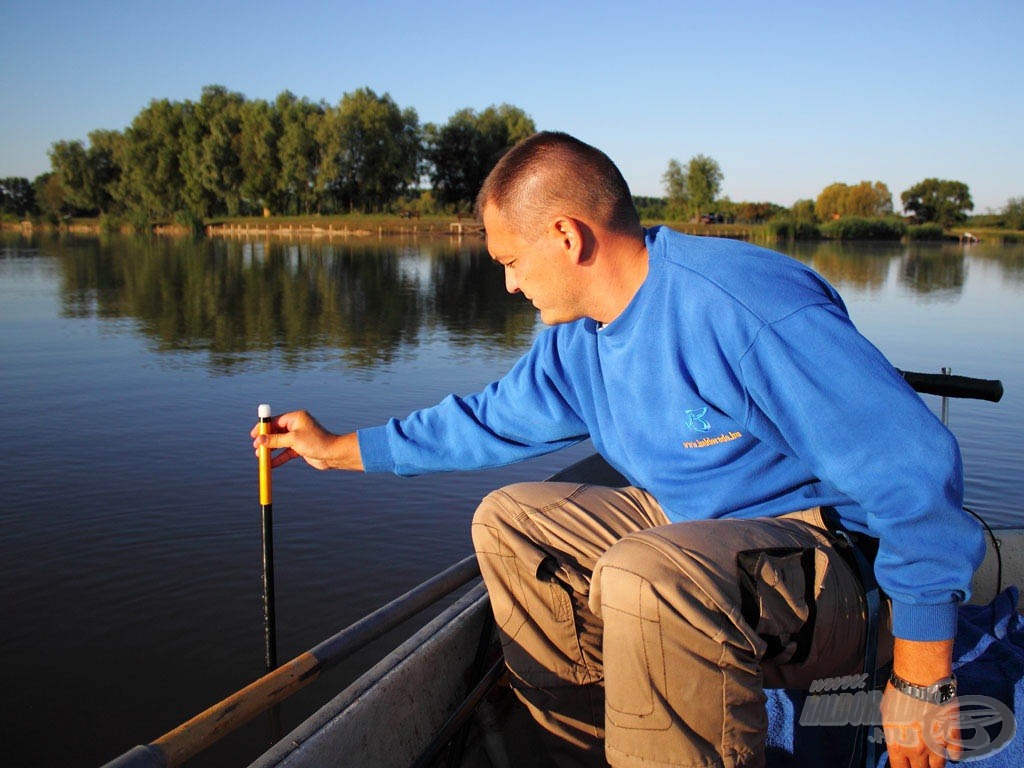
[
  {"xmin": 0, "ymin": 85, "xmax": 535, "ymax": 226},
  {"xmin": 654, "ymin": 155, "xmax": 1022, "ymax": 231},
  {"xmin": 1, "ymin": 84, "xmax": 1020, "ymax": 233}
]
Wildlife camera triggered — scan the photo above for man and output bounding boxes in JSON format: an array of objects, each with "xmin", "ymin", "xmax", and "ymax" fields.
[{"xmin": 253, "ymin": 132, "xmax": 983, "ymax": 768}]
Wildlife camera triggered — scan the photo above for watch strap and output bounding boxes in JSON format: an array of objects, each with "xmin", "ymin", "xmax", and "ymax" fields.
[{"xmin": 889, "ymin": 671, "xmax": 957, "ymax": 704}]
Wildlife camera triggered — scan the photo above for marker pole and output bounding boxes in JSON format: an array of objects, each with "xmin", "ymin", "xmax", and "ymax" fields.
[{"xmin": 257, "ymin": 404, "xmax": 278, "ymax": 673}]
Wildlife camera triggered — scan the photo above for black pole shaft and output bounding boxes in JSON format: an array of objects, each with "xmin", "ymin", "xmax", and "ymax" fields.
[{"xmin": 261, "ymin": 501, "xmax": 277, "ymax": 672}]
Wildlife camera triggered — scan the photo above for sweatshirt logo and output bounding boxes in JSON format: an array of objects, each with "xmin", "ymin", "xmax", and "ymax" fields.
[
  {"xmin": 684, "ymin": 432, "xmax": 744, "ymax": 449},
  {"xmin": 683, "ymin": 406, "xmax": 744, "ymax": 449},
  {"xmin": 685, "ymin": 407, "xmax": 712, "ymax": 433}
]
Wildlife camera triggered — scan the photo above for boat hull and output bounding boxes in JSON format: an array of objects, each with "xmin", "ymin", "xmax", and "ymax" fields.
[{"xmin": 251, "ymin": 453, "xmax": 1022, "ymax": 767}]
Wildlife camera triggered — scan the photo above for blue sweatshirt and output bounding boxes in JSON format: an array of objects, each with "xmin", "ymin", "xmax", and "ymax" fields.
[{"xmin": 359, "ymin": 226, "xmax": 984, "ymax": 642}]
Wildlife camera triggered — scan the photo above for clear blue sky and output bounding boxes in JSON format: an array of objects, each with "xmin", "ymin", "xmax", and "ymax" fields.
[{"xmin": 2, "ymin": 0, "xmax": 1021, "ymax": 212}]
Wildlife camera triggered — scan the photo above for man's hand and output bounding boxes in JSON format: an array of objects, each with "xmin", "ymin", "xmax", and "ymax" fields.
[
  {"xmin": 250, "ymin": 410, "xmax": 363, "ymax": 471},
  {"xmin": 881, "ymin": 683, "xmax": 959, "ymax": 767},
  {"xmin": 881, "ymin": 638, "xmax": 959, "ymax": 767}
]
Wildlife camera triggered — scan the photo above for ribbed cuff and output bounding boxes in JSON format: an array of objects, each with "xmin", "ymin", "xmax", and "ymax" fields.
[
  {"xmin": 356, "ymin": 425, "xmax": 394, "ymax": 473},
  {"xmin": 891, "ymin": 599, "xmax": 960, "ymax": 641}
]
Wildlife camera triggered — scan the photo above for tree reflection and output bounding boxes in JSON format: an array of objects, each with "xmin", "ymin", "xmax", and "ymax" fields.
[
  {"xmin": 50, "ymin": 235, "xmax": 539, "ymax": 372},
  {"xmin": 782, "ymin": 241, "xmax": 976, "ymax": 299},
  {"xmin": 964, "ymin": 242, "xmax": 1024, "ymax": 286},
  {"xmin": 426, "ymin": 243, "xmax": 538, "ymax": 346},
  {"xmin": 40, "ymin": 234, "xmax": 1024, "ymax": 374},
  {"xmin": 899, "ymin": 245, "xmax": 965, "ymax": 299},
  {"xmin": 787, "ymin": 241, "xmax": 899, "ymax": 293}
]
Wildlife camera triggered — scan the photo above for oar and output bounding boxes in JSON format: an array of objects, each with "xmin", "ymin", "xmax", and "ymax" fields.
[
  {"xmin": 257, "ymin": 403, "xmax": 277, "ymax": 673},
  {"xmin": 101, "ymin": 556, "xmax": 482, "ymax": 768}
]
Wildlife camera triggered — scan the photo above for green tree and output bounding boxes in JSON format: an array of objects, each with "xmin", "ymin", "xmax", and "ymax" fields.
[
  {"xmin": 791, "ymin": 199, "xmax": 817, "ymax": 223},
  {"xmin": 33, "ymin": 172, "xmax": 68, "ymax": 223},
  {"xmin": 184, "ymin": 85, "xmax": 246, "ymax": 217},
  {"xmin": 846, "ymin": 181, "xmax": 893, "ymax": 217},
  {"xmin": 118, "ymin": 98, "xmax": 188, "ymax": 219},
  {"xmin": 901, "ymin": 178, "xmax": 973, "ymax": 226},
  {"xmin": 239, "ymin": 98, "xmax": 282, "ymax": 215},
  {"xmin": 489, "ymin": 104, "xmax": 535, "ymax": 145},
  {"xmin": 425, "ymin": 104, "xmax": 535, "ymax": 209},
  {"xmin": 424, "ymin": 110, "xmax": 476, "ymax": 208},
  {"xmin": 633, "ymin": 195, "xmax": 666, "ymax": 220},
  {"xmin": 685, "ymin": 154, "xmax": 723, "ymax": 218},
  {"xmin": 816, "ymin": 181, "xmax": 892, "ymax": 220},
  {"xmin": 85, "ymin": 129, "xmax": 125, "ymax": 214},
  {"xmin": 711, "ymin": 197, "xmax": 739, "ymax": 222},
  {"xmin": 48, "ymin": 140, "xmax": 91, "ymax": 212},
  {"xmin": 0, "ymin": 177, "xmax": 36, "ymax": 217},
  {"xmin": 50, "ymin": 130, "xmax": 124, "ymax": 215},
  {"xmin": 1001, "ymin": 197, "xmax": 1024, "ymax": 230},
  {"xmin": 661, "ymin": 159, "xmax": 687, "ymax": 219},
  {"xmin": 734, "ymin": 201, "xmax": 784, "ymax": 223},
  {"xmin": 176, "ymin": 100, "xmax": 207, "ymax": 216},
  {"xmin": 815, "ymin": 182, "xmax": 848, "ymax": 220},
  {"xmin": 275, "ymin": 91, "xmax": 323, "ymax": 215},
  {"xmin": 319, "ymin": 88, "xmax": 420, "ymax": 212}
]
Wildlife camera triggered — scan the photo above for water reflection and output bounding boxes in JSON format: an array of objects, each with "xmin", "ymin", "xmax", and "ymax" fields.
[
  {"xmin": 785, "ymin": 240, "xmax": 980, "ymax": 299},
  {"xmin": 968, "ymin": 242, "xmax": 1024, "ymax": 285},
  {"xmin": 8, "ymin": 233, "xmax": 1024, "ymax": 373},
  {"xmin": 47, "ymin": 235, "xmax": 538, "ymax": 372},
  {"xmin": 787, "ymin": 241, "xmax": 901, "ymax": 293},
  {"xmin": 899, "ymin": 247, "xmax": 966, "ymax": 299}
]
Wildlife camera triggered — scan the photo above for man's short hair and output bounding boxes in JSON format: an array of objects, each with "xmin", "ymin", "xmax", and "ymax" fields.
[{"xmin": 476, "ymin": 131, "xmax": 641, "ymax": 237}]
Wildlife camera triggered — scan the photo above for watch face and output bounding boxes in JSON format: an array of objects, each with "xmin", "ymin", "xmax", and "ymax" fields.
[{"xmin": 938, "ymin": 683, "xmax": 957, "ymax": 703}]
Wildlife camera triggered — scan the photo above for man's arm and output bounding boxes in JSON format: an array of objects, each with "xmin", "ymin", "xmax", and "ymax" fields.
[
  {"xmin": 738, "ymin": 303, "xmax": 982, "ymax": 639},
  {"xmin": 733, "ymin": 305, "xmax": 973, "ymax": 766},
  {"xmin": 251, "ymin": 410, "xmax": 363, "ymax": 471}
]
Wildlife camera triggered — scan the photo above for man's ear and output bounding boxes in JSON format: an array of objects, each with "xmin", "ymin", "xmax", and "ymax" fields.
[{"xmin": 552, "ymin": 216, "xmax": 585, "ymax": 263}]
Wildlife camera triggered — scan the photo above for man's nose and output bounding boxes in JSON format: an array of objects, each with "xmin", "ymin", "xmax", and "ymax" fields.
[{"xmin": 505, "ymin": 266, "xmax": 519, "ymax": 294}]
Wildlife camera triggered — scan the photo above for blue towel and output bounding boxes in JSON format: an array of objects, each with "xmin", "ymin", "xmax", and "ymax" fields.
[{"xmin": 765, "ymin": 587, "xmax": 1023, "ymax": 766}]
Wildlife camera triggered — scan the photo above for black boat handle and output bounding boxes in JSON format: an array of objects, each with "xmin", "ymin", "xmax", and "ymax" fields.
[{"xmin": 898, "ymin": 370, "xmax": 1004, "ymax": 402}]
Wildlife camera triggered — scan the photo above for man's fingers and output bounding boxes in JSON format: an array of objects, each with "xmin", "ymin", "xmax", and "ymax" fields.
[
  {"xmin": 253, "ymin": 429, "xmax": 313, "ymax": 469},
  {"xmin": 270, "ymin": 410, "xmax": 313, "ymax": 433},
  {"xmin": 250, "ymin": 410, "xmax": 348, "ymax": 471},
  {"xmin": 256, "ymin": 432, "xmax": 286, "ymax": 450},
  {"xmin": 251, "ymin": 411, "xmax": 308, "ymax": 438},
  {"xmin": 927, "ymin": 702, "xmax": 960, "ymax": 766},
  {"xmin": 270, "ymin": 447, "xmax": 299, "ymax": 468}
]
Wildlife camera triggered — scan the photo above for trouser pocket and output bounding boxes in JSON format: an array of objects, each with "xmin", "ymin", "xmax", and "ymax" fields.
[
  {"xmin": 737, "ymin": 547, "xmax": 817, "ymax": 665},
  {"xmin": 602, "ymin": 567, "xmax": 671, "ymax": 730}
]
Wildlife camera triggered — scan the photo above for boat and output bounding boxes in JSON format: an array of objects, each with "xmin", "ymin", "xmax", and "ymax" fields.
[{"xmin": 104, "ymin": 371, "xmax": 1020, "ymax": 768}]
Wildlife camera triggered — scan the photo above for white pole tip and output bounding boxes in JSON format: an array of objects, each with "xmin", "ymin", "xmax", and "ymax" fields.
[{"xmin": 258, "ymin": 404, "xmax": 271, "ymax": 419}]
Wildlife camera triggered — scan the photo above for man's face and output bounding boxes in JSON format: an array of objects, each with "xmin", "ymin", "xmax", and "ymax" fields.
[{"xmin": 482, "ymin": 203, "xmax": 583, "ymax": 325}]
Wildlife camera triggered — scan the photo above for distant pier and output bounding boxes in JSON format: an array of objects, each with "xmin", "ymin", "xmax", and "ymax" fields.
[
  {"xmin": 448, "ymin": 222, "xmax": 485, "ymax": 237},
  {"xmin": 203, "ymin": 221, "xmax": 487, "ymax": 239}
]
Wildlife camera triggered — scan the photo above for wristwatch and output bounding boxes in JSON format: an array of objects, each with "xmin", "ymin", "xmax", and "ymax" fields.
[{"xmin": 889, "ymin": 672, "xmax": 958, "ymax": 704}]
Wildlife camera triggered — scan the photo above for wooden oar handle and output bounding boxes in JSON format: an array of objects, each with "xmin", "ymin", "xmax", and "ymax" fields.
[{"xmin": 153, "ymin": 652, "xmax": 321, "ymax": 767}]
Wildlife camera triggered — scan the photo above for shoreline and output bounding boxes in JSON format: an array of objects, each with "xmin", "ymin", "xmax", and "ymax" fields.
[
  {"xmin": 2, "ymin": 217, "xmax": 1019, "ymax": 244},
  {"xmin": 0, "ymin": 218, "xmax": 479, "ymax": 239}
]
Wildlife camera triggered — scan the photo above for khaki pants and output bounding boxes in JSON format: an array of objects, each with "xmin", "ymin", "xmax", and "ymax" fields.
[{"xmin": 471, "ymin": 482, "xmax": 877, "ymax": 768}]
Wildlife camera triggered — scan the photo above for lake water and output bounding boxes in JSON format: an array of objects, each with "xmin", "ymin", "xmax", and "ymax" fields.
[{"xmin": 1, "ymin": 231, "xmax": 1022, "ymax": 767}]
